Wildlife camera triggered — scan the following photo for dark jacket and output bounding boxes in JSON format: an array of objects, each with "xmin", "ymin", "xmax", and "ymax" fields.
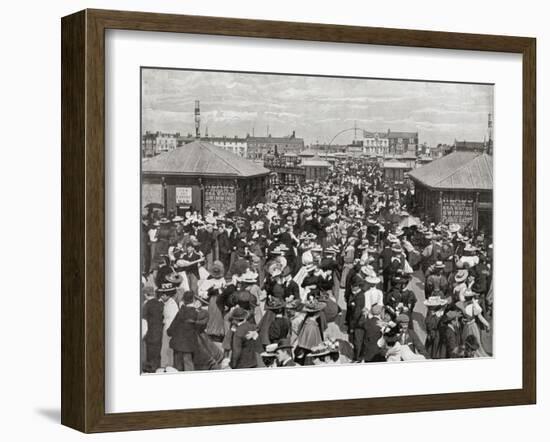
[
  {"xmin": 230, "ymin": 322, "xmax": 260, "ymax": 369},
  {"xmin": 361, "ymin": 316, "xmax": 383, "ymax": 362},
  {"xmin": 218, "ymin": 230, "xmax": 235, "ymax": 256},
  {"xmin": 268, "ymin": 316, "xmax": 291, "ymax": 343},
  {"xmin": 167, "ymin": 306, "xmax": 199, "ymax": 353},
  {"xmin": 442, "ymin": 323, "xmax": 462, "ymax": 358},
  {"xmin": 197, "ymin": 229, "xmax": 215, "ymax": 256},
  {"xmin": 142, "ymin": 298, "xmax": 164, "ymax": 344},
  {"xmin": 349, "ymin": 291, "xmax": 366, "ymax": 329}
]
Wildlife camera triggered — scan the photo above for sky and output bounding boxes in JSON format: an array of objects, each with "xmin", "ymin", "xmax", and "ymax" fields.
[{"xmin": 142, "ymin": 68, "xmax": 494, "ymax": 146}]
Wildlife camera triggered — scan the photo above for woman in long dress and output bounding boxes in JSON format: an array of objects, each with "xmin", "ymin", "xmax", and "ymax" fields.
[
  {"xmin": 458, "ymin": 290, "xmax": 491, "ymax": 357},
  {"xmin": 295, "ymin": 301, "xmax": 326, "ymax": 365},
  {"xmin": 198, "ymin": 261, "xmax": 227, "ymax": 342}
]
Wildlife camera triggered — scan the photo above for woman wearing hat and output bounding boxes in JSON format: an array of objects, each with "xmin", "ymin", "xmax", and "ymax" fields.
[
  {"xmin": 457, "ymin": 289, "xmax": 491, "ymax": 358},
  {"xmin": 339, "ymin": 236, "xmax": 357, "ymax": 291},
  {"xmin": 440, "ymin": 310, "xmax": 463, "ymax": 358},
  {"xmin": 452, "ymin": 269, "xmax": 470, "ymax": 304},
  {"xmin": 198, "ymin": 261, "xmax": 226, "ymax": 342},
  {"xmin": 423, "ymin": 293, "xmax": 448, "ymax": 359},
  {"xmin": 157, "ymin": 283, "xmax": 179, "ymax": 369},
  {"xmin": 425, "ymin": 261, "xmax": 449, "ymax": 299},
  {"xmin": 228, "ymin": 307, "xmax": 262, "ymax": 369},
  {"xmin": 295, "ymin": 300, "xmax": 326, "ymax": 365}
]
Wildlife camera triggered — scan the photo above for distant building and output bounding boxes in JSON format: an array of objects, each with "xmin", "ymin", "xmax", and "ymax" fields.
[
  {"xmin": 302, "ymin": 157, "xmax": 331, "ymax": 182},
  {"xmin": 142, "ymin": 140, "xmax": 270, "ymax": 216},
  {"xmin": 362, "ymin": 131, "xmax": 389, "ymax": 155},
  {"xmin": 346, "ymin": 140, "xmax": 364, "ymax": 155},
  {"xmin": 382, "ymin": 159, "xmax": 411, "ymax": 183},
  {"xmin": 206, "ymin": 136, "xmax": 248, "ymax": 157},
  {"xmin": 431, "ymin": 144, "xmax": 453, "ymax": 159},
  {"xmin": 408, "ymin": 151, "xmax": 493, "ymax": 233},
  {"xmin": 454, "ymin": 140, "xmax": 488, "ymax": 153},
  {"xmin": 387, "ymin": 130, "xmax": 418, "ymax": 155},
  {"xmin": 142, "ymin": 131, "xmax": 180, "ymax": 157},
  {"xmin": 246, "ymin": 131, "xmax": 304, "ymax": 159}
]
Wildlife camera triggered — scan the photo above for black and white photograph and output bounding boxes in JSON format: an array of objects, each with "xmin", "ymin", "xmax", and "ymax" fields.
[{"xmin": 140, "ymin": 68, "xmax": 494, "ymax": 374}]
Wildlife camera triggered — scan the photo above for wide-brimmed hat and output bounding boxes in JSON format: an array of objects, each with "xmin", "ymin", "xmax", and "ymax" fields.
[
  {"xmin": 424, "ymin": 296, "xmax": 448, "ymax": 307},
  {"xmin": 172, "ymin": 216, "xmax": 184, "ymax": 223},
  {"xmin": 159, "ymin": 218, "xmax": 170, "ymax": 224},
  {"xmin": 392, "ymin": 274, "xmax": 408, "ymax": 285},
  {"xmin": 360, "ymin": 265, "xmax": 376, "ymax": 277},
  {"xmin": 434, "ymin": 260, "xmax": 445, "ymax": 269},
  {"xmin": 463, "ymin": 243, "xmax": 478, "ymax": 253},
  {"xmin": 209, "ymin": 261, "xmax": 225, "ymax": 279},
  {"xmin": 229, "ymin": 306, "xmax": 249, "ymax": 322},
  {"xmin": 156, "ymin": 283, "xmax": 176, "ymax": 296},
  {"xmin": 449, "ymin": 223, "xmax": 461, "ymax": 233},
  {"xmin": 454, "ymin": 269, "xmax": 468, "ymax": 283},
  {"xmin": 463, "ymin": 289, "xmax": 476, "ymax": 298},
  {"xmin": 277, "ymin": 338, "xmax": 293, "ymax": 351},
  {"xmin": 302, "ymin": 300, "xmax": 326, "ymax": 313},
  {"xmin": 238, "ymin": 269, "xmax": 259, "ymax": 284},
  {"xmin": 365, "ymin": 275, "xmax": 381, "ymax": 284},
  {"xmin": 261, "ymin": 343, "xmax": 278, "ymax": 358},
  {"xmin": 308, "ymin": 343, "xmax": 330, "ymax": 358}
]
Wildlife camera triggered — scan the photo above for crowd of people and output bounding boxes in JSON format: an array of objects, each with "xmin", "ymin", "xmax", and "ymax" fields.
[{"xmin": 141, "ymin": 162, "xmax": 493, "ymax": 373}]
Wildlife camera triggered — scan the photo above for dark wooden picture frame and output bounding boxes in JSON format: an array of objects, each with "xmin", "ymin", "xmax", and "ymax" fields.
[{"xmin": 61, "ymin": 9, "xmax": 536, "ymax": 433}]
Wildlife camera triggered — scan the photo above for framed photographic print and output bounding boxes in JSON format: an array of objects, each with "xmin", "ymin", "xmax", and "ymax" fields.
[{"xmin": 61, "ymin": 9, "xmax": 536, "ymax": 433}]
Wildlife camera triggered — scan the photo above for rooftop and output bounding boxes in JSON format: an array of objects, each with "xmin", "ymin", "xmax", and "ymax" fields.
[
  {"xmin": 302, "ymin": 158, "xmax": 331, "ymax": 167},
  {"xmin": 383, "ymin": 160, "xmax": 409, "ymax": 169},
  {"xmin": 408, "ymin": 151, "xmax": 493, "ymax": 191},
  {"xmin": 142, "ymin": 140, "xmax": 270, "ymax": 178},
  {"xmin": 388, "ymin": 131, "xmax": 418, "ymax": 139}
]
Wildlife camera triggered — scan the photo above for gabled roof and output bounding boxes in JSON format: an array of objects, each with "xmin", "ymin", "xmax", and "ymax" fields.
[
  {"xmin": 142, "ymin": 140, "xmax": 270, "ymax": 178},
  {"xmin": 408, "ymin": 151, "xmax": 493, "ymax": 191}
]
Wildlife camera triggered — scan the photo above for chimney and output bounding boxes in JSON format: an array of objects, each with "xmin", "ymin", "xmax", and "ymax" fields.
[{"xmin": 194, "ymin": 100, "xmax": 200, "ymax": 139}]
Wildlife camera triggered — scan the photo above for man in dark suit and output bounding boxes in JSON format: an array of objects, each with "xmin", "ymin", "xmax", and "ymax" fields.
[
  {"xmin": 276, "ymin": 338, "xmax": 296, "ymax": 367},
  {"xmin": 441, "ymin": 310, "xmax": 463, "ymax": 358},
  {"xmin": 229, "ymin": 307, "xmax": 260, "ymax": 369},
  {"xmin": 167, "ymin": 291, "xmax": 199, "ymax": 371},
  {"xmin": 142, "ymin": 286, "xmax": 164, "ymax": 372},
  {"xmin": 360, "ymin": 304, "xmax": 384, "ymax": 363},
  {"xmin": 396, "ymin": 314, "xmax": 428, "ymax": 358},
  {"xmin": 217, "ymin": 222, "xmax": 236, "ymax": 274},
  {"xmin": 348, "ymin": 280, "xmax": 366, "ymax": 361}
]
